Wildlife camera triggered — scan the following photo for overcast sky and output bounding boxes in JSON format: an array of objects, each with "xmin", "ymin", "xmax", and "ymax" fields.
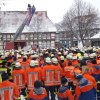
[{"xmin": 0, "ymin": 0, "xmax": 100, "ymax": 23}]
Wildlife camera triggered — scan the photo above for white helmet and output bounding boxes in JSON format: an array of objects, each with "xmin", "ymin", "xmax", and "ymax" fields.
[
  {"xmin": 73, "ymin": 56, "xmax": 77, "ymax": 60},
  {"xmin": 34, "ymin": 60, "xmax": 39, "ymax": 66},
  {"xmin": 15, "ymin": 62, "xmax": 21, "ymax": 68},
  {"xmin": 52, "ymin": 58, "xmax": 58, "ymax": 64},
  {"xmin": 78, "ymin": 56, "xmax": 83, "ymax": 60},
  {"xmin": 66, "ymin": 55, "xmax": 72, "ymax": 59},
  {"xmin": 30, "ymin": 60, "xmax": 35, "ymax": 67},
  {"xmin": 45, "ymin": 57, "xmax": 51, "ymax": 63},
  {"xmin": 84, "ymin": 53, "xmax": 88, "ymax": 58},
  {"xmin": 51, "ymin": 54, "xmax": 54, "ymax": 57},
  {"xmin": 1, "ymin": 56, "xmax": 5, "ymax": 59},
  {"xmin": 60, "ymin": 56, "xmax": 64, "ymax": 60},
  {"xmin": 89, "ymin": 54, "xmax": 94, "ymax": 58}
]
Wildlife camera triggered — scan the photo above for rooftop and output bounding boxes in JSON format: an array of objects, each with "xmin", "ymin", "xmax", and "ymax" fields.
[{"xmin": 0, "ymin": 11, "xmax": 57, "ymax": 33}]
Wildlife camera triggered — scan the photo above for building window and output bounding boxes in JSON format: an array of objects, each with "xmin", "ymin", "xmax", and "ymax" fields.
[
  {"xmin": 34, "ymin": 34, "xmax": 37, "ymax": 40},
  {"xmin": 38, "ymin": 34, "xmax": 42, "ymax": 39},
  {"xmin": 42, "ymin": 34, "xmax": 46, "ymax": 39},
  {"xmin": 47, "ymin": 34, "xmax": 50, "ymax": 39}
]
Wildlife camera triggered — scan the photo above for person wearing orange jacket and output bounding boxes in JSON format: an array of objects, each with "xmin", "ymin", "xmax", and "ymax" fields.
[
  {"xmin": 52, "ymin": 57, "xmax": 63, "ymax": 92},
  {"xmin": 58, "ymin": 77, "xmax": 74, "ymax": 100},
  {"xmin": 59, "ymin": 56, "xmax": 66, "ymax": 71},
  {"xmin": 42, "ymin": 57, "xmax": 56, "ymax": 100},
  {"xmin": 21, "ymin": 56, "xmax": 29, "ymax": 70},
  {"xmin": 26, "ymin": 60, "xmax": 42, "ymax": 90},
  {"xmin": 64, "ymin": 61, "xmax": 75, "ymax": 91},
  {"xmin": 28, "ymin": 80, "xmax": 48, "ymax": 100},
  {"xmin": 0, "ymin": 72, "xmax": 20, "ymax": 100},
  {"xmin": 86, "ymin": 60, "xmax": 95, "ymax": 75},
  {"xmin": 72, "ymin": 56, "xmax": 79, "ymax": 66},
  {"xmin": 75, "ymin": 74, "xmax": 96, "ymax": 100},
  {"xmin": 72, "ymin": 65, "xmax": 82, "ymax": 87},
  {"xmin": 83, "ymin": 68, "xmax": 97, "ymax": 89},
  {"xmin": 12, "ymin": 62, "xmax": 26, "ymax": 96}
]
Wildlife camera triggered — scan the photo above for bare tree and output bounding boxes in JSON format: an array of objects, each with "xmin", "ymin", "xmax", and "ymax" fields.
[{"xmin": 61, "ymin": 0, "xmax": 100, "ymax": 46}]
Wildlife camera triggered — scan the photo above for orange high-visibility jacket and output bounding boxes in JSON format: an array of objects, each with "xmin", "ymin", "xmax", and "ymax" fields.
[
  {"xmin": 0, "ymin": 80, "xmax": 20, "ymax": 100},
  {"xmin": 42, "ymin": 64, "xmax": 55, "ymax": 86},
  {"xmin": 83, "ymin": 73, "xmax": 97, "ymax": 89},
  {"xmin": 28, "ymin": 88, "xmax": 47, "ymax": 100},
  {"xmin": 58, "ymin": 86, "xmax": 74, "ymax": 100},
  {"xmin": 52, "ymin": 64, "xmax": 63, "ymax": 86},
  {"xmin": 12, "ymin": 69, "xmax": 26, "ymax": 89},
  {"xmin": 26, "ymin": 67, "xmax": 42, "ymax": 90},
  {"xmin": 75, "ymin": 82, "xmax": 94, "ymax": 100},
  {"xmin": 21, "ymin": 61, "xmax": 29, "ymax": 70},
  {"xmin": 72, "ymin": 68, "xmax": 82, "ymax": 85}
]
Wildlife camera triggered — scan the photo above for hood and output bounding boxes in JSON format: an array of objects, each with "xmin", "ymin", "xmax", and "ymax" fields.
[
  {"xmin": 59, "ymin": 86, "xmax": 68, "ymax": 93},
  {"xmin": 34, "ymin": 87, "xmax": 43, "ymax": 95}
]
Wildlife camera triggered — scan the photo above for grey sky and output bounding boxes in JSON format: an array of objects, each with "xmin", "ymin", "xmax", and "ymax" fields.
[{"xmin": 0, "ymin": 0, "xmax": 100, "ymax": 23}]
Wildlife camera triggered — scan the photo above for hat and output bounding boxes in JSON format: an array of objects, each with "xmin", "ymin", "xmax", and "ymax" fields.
[
  {"xmin": 51, "ymin": 54, "xmax": 55, "ymax": 57},
  {"xmin": 15, "ymin": 62, "xmax": 21, "ymax": 68},
  {"xmin": 30, "ymin": 60, "xmax": 35, "ymax": 67},
  {"xmin": 34, "ymin": 60, "xmax": 39, "ymax": 66},
  {"xmin": 61, "ymin": 77, "xmax": 68, "ymax": 84},
  {"xmin": 73, "ymin": 56, "xmax": 77, "ymax": 60},
  {"xmin": 60, "ymin": 56, "xmax": 64, "ymax": 60},
  {"xmin": 45, "ymin": 57, "xmax": 51, "ymax": 63},
  {"xmin": 78, "ymin": 56, "xmax": 83, "ymax": 60},
  {"xmin": 89, "ymin": 54, "xmax": 94, "ymax": 58},
  {"xmin": 58, "ymin": 52, "xmax": 61, "ymax": 55},
  {"xmin": 84, "ymin": 53, "xmax": 88, "ymax": 58},
  {"xmin": 52, "ymin": 58, "xmax": 58, "ymax": 64},
  {"xmin": 1, "ymin": 56, "xmax": 5, "ymax": 59},
  {"xmin": 66, "ymin": 55, "xmax": 72, "ymax": 59}
]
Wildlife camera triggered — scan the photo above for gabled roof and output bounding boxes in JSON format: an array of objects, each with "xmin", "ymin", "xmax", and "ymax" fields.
[{"xmin": 0, "ymin": 11, "xmax": 57, "ymax": 33}]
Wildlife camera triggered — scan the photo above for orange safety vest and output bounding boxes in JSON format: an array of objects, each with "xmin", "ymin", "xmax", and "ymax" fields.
[
  {"xmin": 12, "ymin": 69, "xmax": 26, "ymax": 89},
  {"xmin": 0, "ymin": 80, "xmax": 20, "ymax": 100},
  {"xmin": 42, "ymin": 64, "xmax": 55, "ymax": 86},
  {"xmin": 83, "ymin": 73, "xmax": 97, "ymax": 89},
  {"xmin": 52, "ymin": 64, "xmax": 63, "ymax": 86},
  {"xmin": 26, "ymin": 67, "xmax": 42, "ymax": 90}
]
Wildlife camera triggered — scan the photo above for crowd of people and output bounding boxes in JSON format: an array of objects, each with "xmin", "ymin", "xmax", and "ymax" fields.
[{"xmin": 0, "ymin": 46, "xmax": 100, "ymax": 100}]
